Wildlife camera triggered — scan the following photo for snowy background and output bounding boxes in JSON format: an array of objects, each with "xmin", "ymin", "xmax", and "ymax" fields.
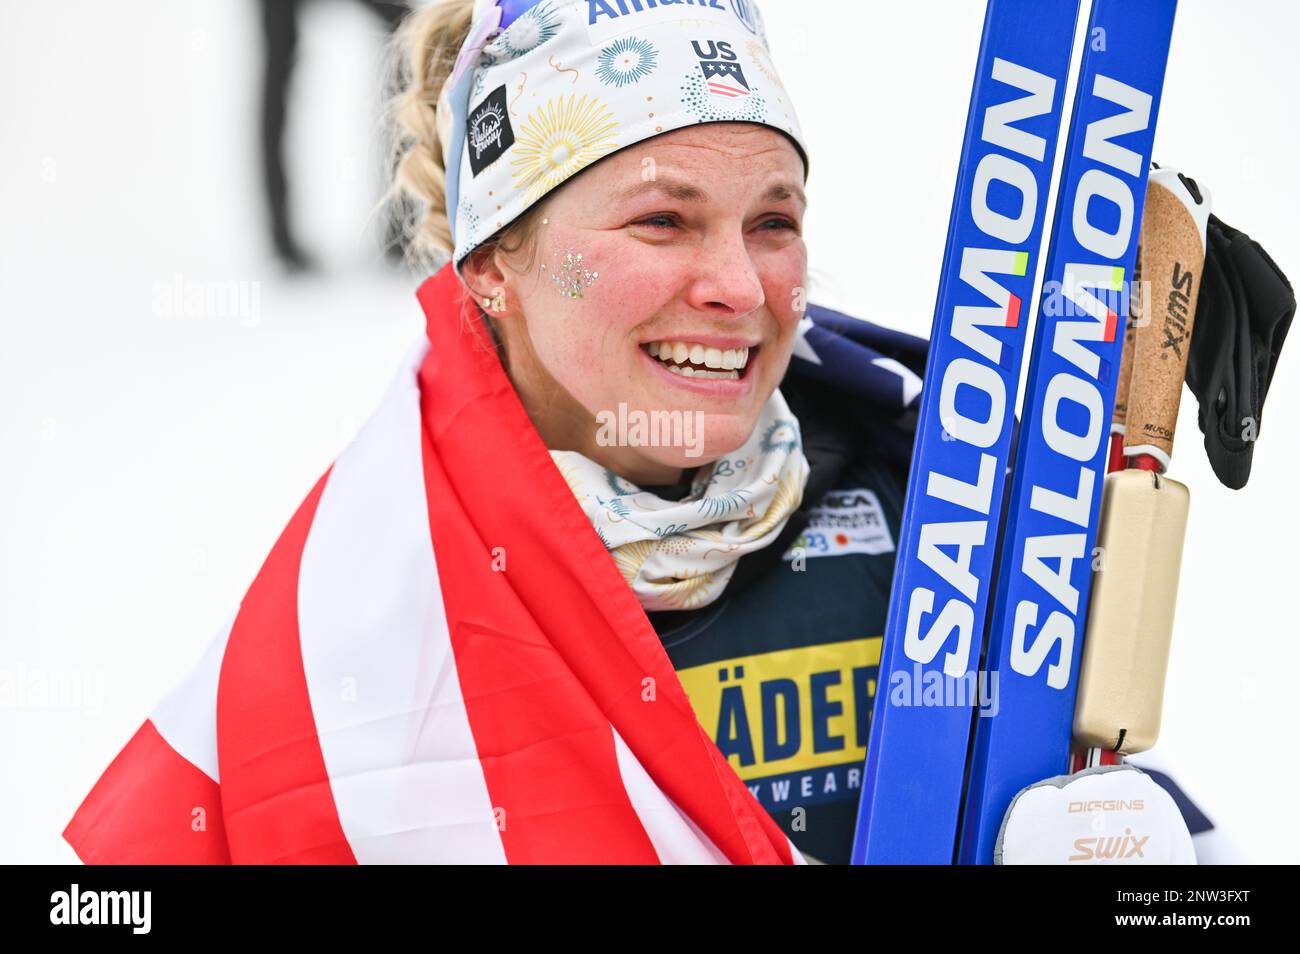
[{"xmin": 2, "ymin": 0, "xmax": 1296, "ymax": 863}]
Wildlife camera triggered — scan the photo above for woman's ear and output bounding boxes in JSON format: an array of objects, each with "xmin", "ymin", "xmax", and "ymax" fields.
[{"xmin": 459, "ymin": 246, "xmax": 512, "ymax": 316}]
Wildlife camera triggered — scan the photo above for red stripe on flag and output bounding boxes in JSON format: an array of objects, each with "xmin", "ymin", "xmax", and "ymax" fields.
[
  {"xmin": 63, "ymin": 719, "xmax": 231, "ymax": 864},
  {"xmin": 707, "ymin": 83, "xmax": 749, "ymax": 97},
  {"xmin": 216, "ymin": 468, "xmax": 357, "ymax": 864},
  {"xmin": 420, "ymin": 438, "xmax": 659, "ymax": 863},
  {"xmin": 1104, "ymin": 308, "xmax": 1118, "ymax": 342},
  {"xmin": 1006, "ymin": 294, "xmax": 1021, "ymax": 328},
  {"xmin": 416, "ymin": 266, "xmax": 793, "ymax": 864}
]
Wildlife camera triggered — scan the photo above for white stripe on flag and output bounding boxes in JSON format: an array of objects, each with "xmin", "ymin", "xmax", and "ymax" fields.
[
  {"xmin": 611, "ymin": 728, "xmax": 729, "ymax": 864},
  {"xmin": 788, "ymin": 835, "xmax": 808, "ymax": 864},
  {"xmin": 150, "ymin": 609, "xmax": 236, "ymax": 783},
  {"xmin": 297, "ymin": 340, "xmax": 507, "ymax": 864}
]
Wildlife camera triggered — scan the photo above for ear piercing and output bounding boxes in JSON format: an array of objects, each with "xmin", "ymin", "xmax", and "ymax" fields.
[{"xmin": 481, "ymin": 288, "xmax": 506, "ymax": 313}]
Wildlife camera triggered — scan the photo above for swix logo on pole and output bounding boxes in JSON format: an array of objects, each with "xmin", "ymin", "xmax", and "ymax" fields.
[
  {"xmin": 852, "ymin": 0, "xmax": 1082, "ymax": 865},
  {"xmin": 959, "ymin": 0, "xmax": 1178, "ymax": 866}
]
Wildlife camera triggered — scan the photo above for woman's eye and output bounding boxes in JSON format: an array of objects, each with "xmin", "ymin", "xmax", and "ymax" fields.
[
  {"xmin": 631, "ymin": 215, "xmax": 798, "ymax": 232},
  {"xmin": 635, "ymin": 214, "xmax": 678, "ymax": 230}
]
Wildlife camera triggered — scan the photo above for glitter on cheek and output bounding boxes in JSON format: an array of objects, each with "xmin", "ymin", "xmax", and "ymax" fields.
[{"xmin": 540, "ymin": 247, "xmax": 600, "ymax": 299}]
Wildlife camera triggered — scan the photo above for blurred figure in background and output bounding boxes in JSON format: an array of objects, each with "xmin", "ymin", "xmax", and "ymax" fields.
[{"xmin": 259, "ymin": 0, "xmax": 410, "ymax": 272}]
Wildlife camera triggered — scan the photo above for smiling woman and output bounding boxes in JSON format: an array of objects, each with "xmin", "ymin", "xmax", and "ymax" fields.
[
  {"xmin": 460, "ymin": 127, "xmax": 809, "ymax": 485},
  {"xmin": 62, "ymin": 0, "xmax": 929, "ymax": 866}
]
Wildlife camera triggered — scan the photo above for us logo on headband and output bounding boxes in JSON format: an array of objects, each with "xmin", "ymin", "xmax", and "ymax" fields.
[
  {"xmin": 467, "ymin": 85, "xmax": 515, "ymax": 177},
  {"xmin": 693, "ymin": 39, "xmax": 751, "ymax": 99}
]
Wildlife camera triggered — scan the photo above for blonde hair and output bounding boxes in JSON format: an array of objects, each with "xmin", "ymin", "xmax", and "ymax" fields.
[{"xmin": 385, "ymin": 0, "xmax": 545, "ymax": 281}]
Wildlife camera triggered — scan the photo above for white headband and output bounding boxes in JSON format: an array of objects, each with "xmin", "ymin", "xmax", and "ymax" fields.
[{"xmin": 435, "ymin": 0, "xmax": 810, "ymax": 274}]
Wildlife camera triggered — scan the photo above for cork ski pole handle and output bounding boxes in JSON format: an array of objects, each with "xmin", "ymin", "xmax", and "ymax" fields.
[{"xmin": 1123, "ymin": 168, "xmax": 1213, "ymax": 472}]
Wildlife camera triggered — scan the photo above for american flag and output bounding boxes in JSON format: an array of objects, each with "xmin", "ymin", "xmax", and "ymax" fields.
[
  {"xmin": 62, "ymin": 264, "xmax": 805, "ymax": 865},
  {"xmin": 701, "ymin": 60, "xmax": 752, "ymax": 98}
]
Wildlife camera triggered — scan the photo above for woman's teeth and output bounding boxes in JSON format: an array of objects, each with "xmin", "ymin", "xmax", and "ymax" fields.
[{"xmin": 644, "ymin": 341, "xmax": 751, "ymax": 380}]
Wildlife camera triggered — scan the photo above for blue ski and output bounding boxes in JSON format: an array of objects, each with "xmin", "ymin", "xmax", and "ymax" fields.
[
  {"xmin": 958, "ymin": 0, "xmax": 1178, "ymax": 865},
  {"xmin": 852, "ymin": 0, "xmax": 1082, "ymax": 864}
]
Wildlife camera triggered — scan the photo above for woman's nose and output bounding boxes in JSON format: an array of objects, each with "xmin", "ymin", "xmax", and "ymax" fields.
[{"xmin": 685, "ymin": 231, "xmax": 767, "ymax": 318}]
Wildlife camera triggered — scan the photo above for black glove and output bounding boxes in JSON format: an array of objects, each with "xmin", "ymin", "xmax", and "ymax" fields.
[{"xmin": 1185, "ymin": 212, "xmax": 1295, "ymax": 489}]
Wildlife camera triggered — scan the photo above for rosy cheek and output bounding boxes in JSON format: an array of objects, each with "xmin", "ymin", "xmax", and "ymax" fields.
[
  {"xmin": 556, "ymin": 244, "xmax": 665, "ymax": 338},
  {"xmin": 764, "ymin": 259, "xmax": 809, "ymax": 325},
  {"xmin": 582, "ymin": 240, "xmax": 647, "ymax": 292},
  {"xmin": 533, "ymin": 271, "xmax": 623, "ymax": 383}
]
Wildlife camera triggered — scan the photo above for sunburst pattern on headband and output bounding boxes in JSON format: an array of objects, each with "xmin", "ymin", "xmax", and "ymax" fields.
[
  {"xmin": 745, "ymin": 39, "xmax": 780, "ymax": 85},
  {"xmin": 596, "ymin": 36, "xmax": 660, "ymax": 87},
  {"xmin": 495, "ymin": 1, "xmax": 561, "ymax": 58},
  {"xmin": 510, "ymin": 93, "xmax": 620, "ymax": 204}
]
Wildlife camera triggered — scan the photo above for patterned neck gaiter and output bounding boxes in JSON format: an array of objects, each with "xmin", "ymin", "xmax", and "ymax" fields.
[{"xmin": 551, "ymin": 389, "xmax": 810, "ymax": 611}]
